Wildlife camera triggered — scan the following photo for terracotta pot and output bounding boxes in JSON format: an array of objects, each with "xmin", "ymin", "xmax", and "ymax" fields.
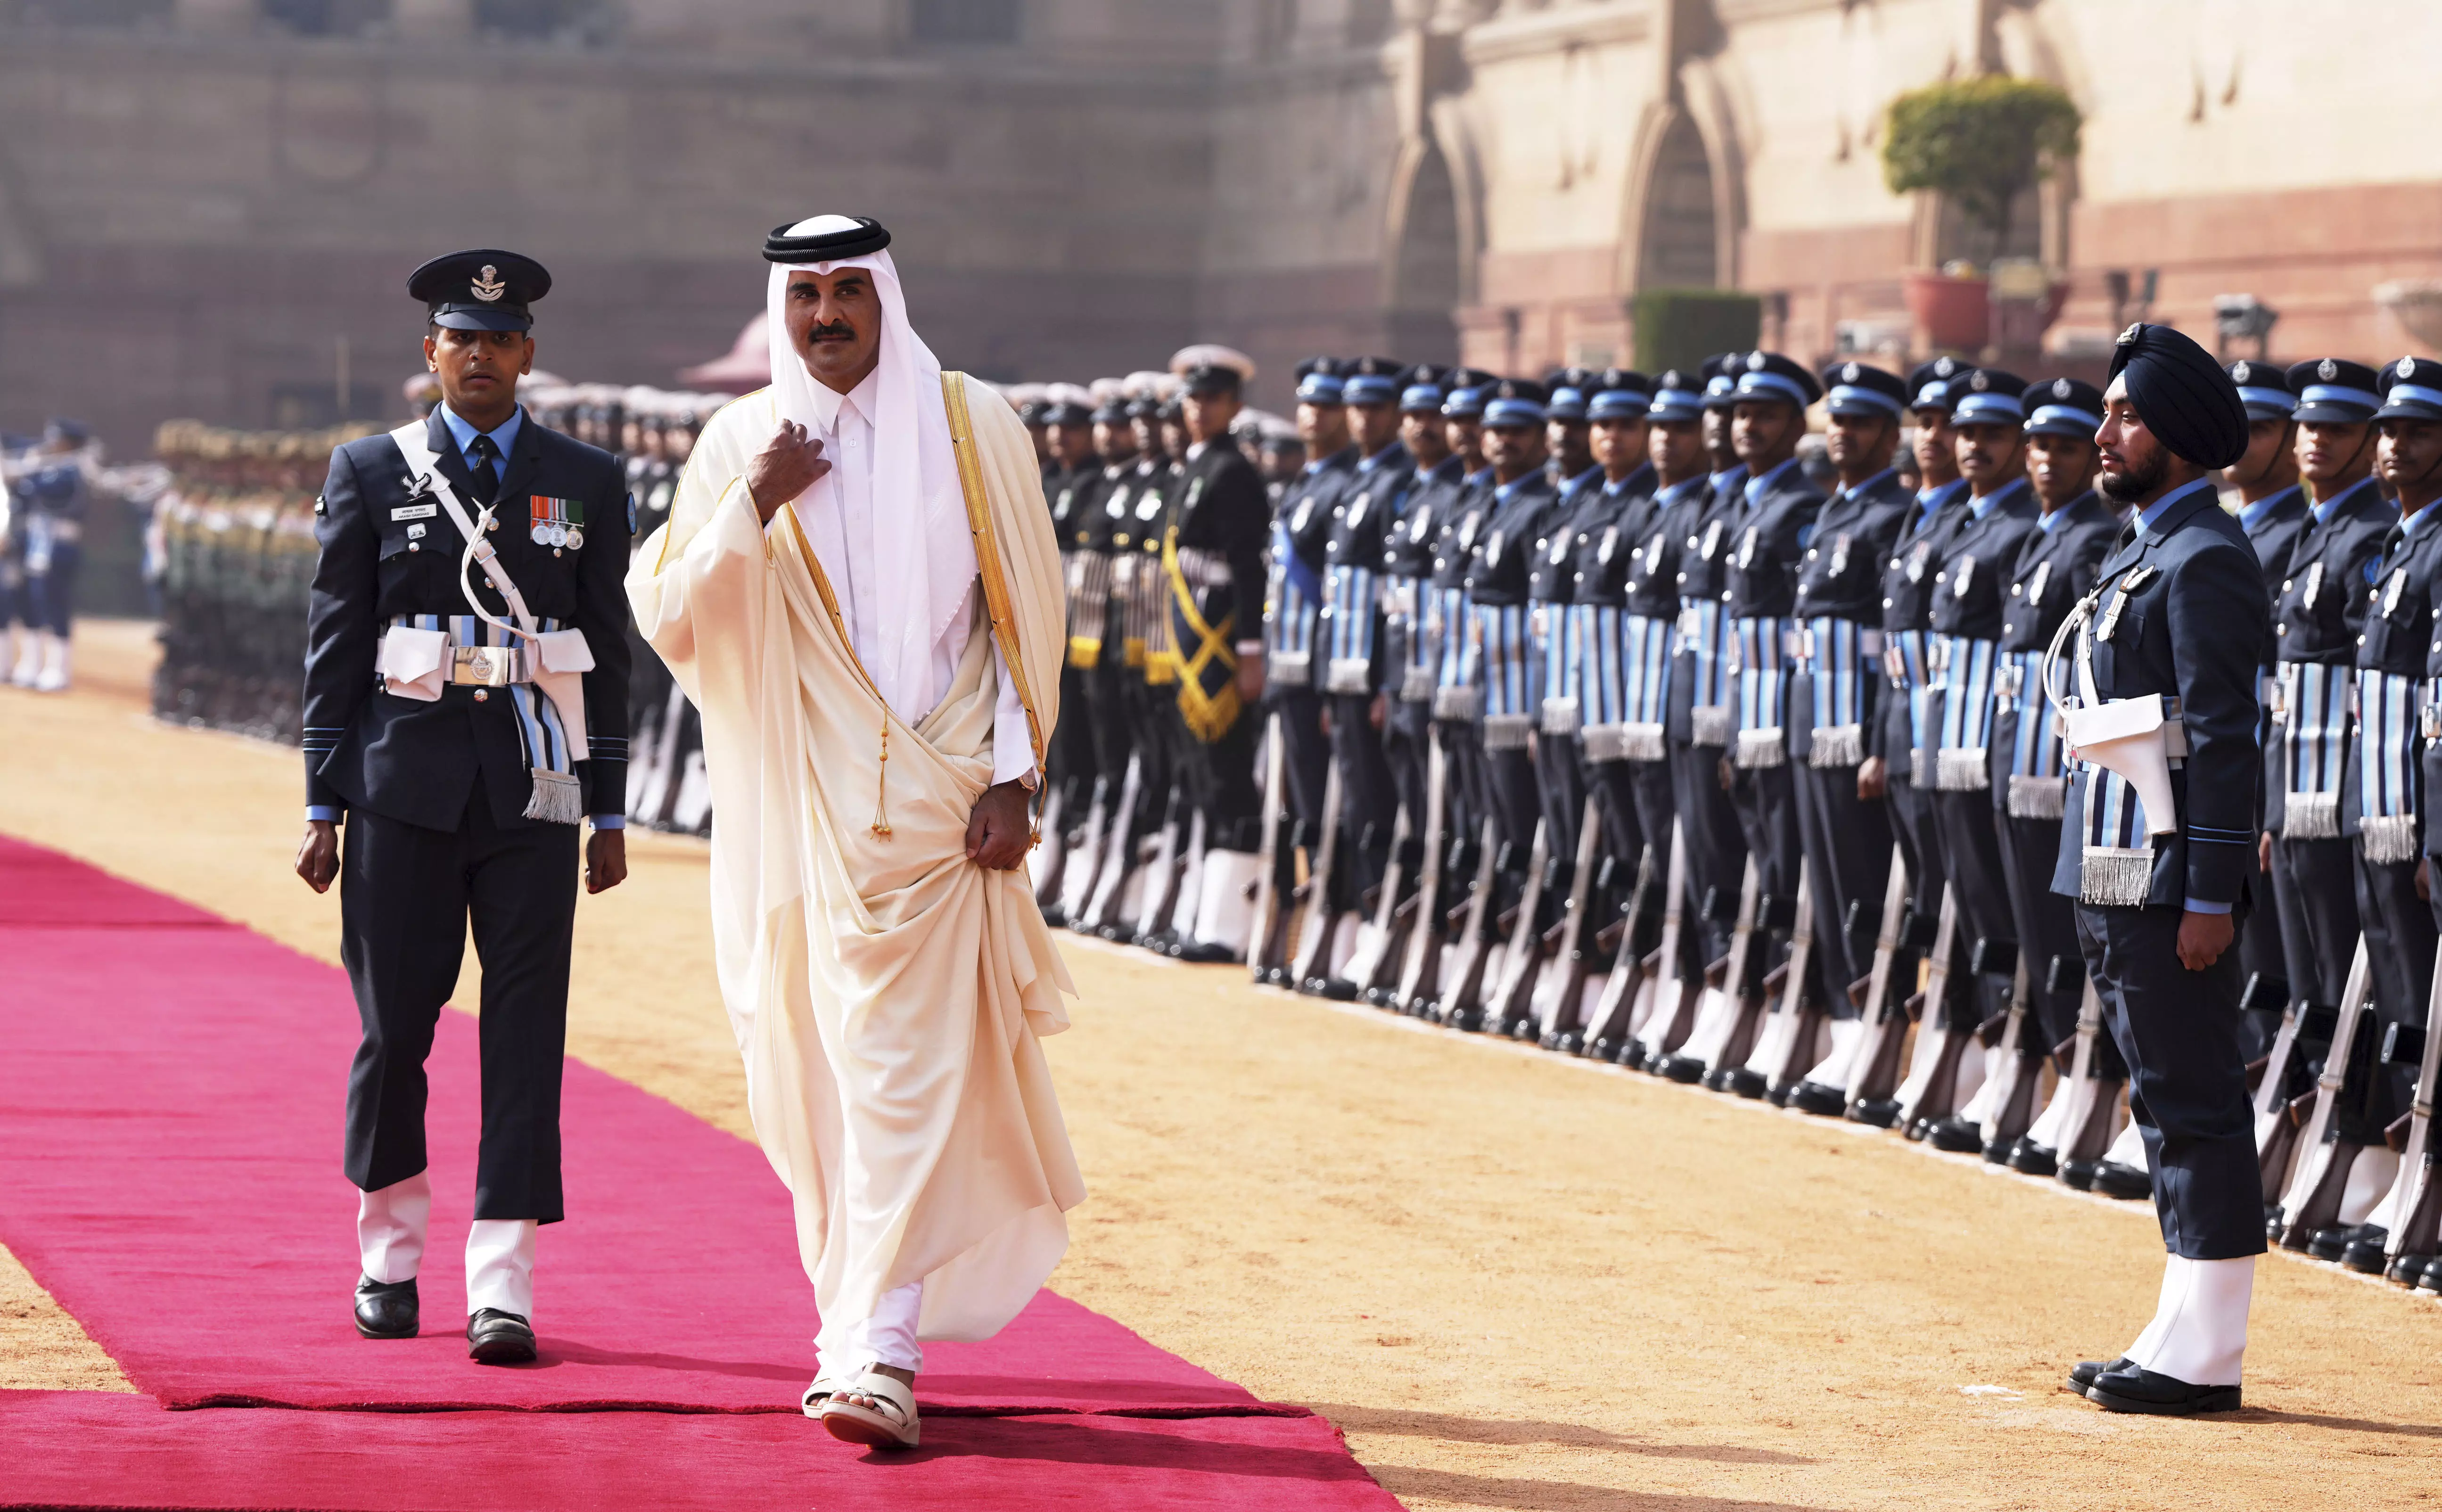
[{"xmin": 1904, "ymin": 270, "xmax": 1990, "ymax": 353}]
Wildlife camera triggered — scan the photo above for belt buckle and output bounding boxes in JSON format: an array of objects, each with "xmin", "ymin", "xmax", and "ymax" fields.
[{"xmin": 452, "ymin": 644, "xmax": 517, "ymax": 687}]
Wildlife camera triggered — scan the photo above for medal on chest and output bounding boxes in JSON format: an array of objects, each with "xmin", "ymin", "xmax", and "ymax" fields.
[
  {"xmin": 1106, "ymin": 485, "xmax": 1131, "ymax": 518},
  {"xmin": 1737, "ymin": 525, "xmax": 1760, "ymax": 570},
  {"xmin": 1486, "ymin": 529, "xmax": 1505, "ymax": 568},
  {"xmin": 1291, "ymin": 495, "xmax": 1318, "ymax": 533},
  {"xmin": 1905, "ymin": 540, "xmax": 1933, "ymax": 582},
  {"xmin": 1952, "ymin": 555, "xmax": 1975, "ymax": 598},
  {"xmin": 2026, "ymin": 559, "xmax": 2052, "ymax": 607},
  {"xmin": 1549, "ymin": 534, "xmax": 1571, "ymax": 566},
  {"xmin": 1407, "ymin": 509, "xmax": 1432, "ymax": 542},
  {"xmin": 2302, "ymin": 560, "xmax": 2325, "ymax": 611},
  {"xmin": 1457, "ymin": 510, "xmax": 1482, "ymax": 551},
  {"xmin": 2097, "ymin": 564, "xmax": 2159, "ymax": 642},
  {"xmin": 2384, "ymin": 566, "xmax": 2409, "ymax": 617},
  {"xmin": 529, "ymin": 495, "xmax": 584, "ymax": 550},
  {"xmin": 1347, "ymin": 491, "xmax": 1370, "ymax": 531},
  {"xmin": 1135, "ymin": 488, "xmax": 1163, "ymax": 521},
  {"xmin": 1828, "ymin": 532, "xmax": 1851, "ymax": 577},
  {"xmin": 1700, "ymin": 519, "xmax": 1724, "ymax": 561},
  {"xmin": 1598, "ymin": 526, "xmax": 1619, "ymax": 566},
  {"xmin": 1644, "ymin": 530, "xmax": 1666, "ymax": 573}
]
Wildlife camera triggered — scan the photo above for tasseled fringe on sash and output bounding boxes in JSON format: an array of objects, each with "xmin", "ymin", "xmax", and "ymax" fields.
[
  {"xmin": 2007, "ymin": 774, "xmax": 2067, "ymax": 820},
  {"xmin": 1734, "ymin": 727, "xmax": 1786, "ymax": 769},
  {"xmin": 1146, "ymin": 651, "xmax": 1179, "ymax": 686},
  {"xmin": 1808, "ymin": 723, "xmax": 1864, "ymax": 769},
  {"xmin": 2080, "ymin": 846, "xmax": 2156, "ymax": 906},
  {"xmin": 1690, "ymin": 704, "xmax": 1734, "ymax": 748},
  {"xmin": 1325, "ymin": 657, "xmax": 1372, "ymax": 695},
  {"xmin": 1542, "ymin": 697, "xmax": 1582, "ymax": 737},
  {"xmin": 1483, "ymin": 713, "xmax": 1535, "ymax": 750},
  {"xmin": 1934, "ymin": 747, "xmax": 1991, "ymax": 791},
  {"xmin": 2285, "ymin": 791, "xmax": 2340, "ymax": 839},
  {"xmin": 1434, "ymin": 685, "xmax": 1483, "ymax": 722},
  {"xmin": 1400, "ymin": 665, "xmax": 1437, "ymax": 702},
  {"xmin": 523, "ymin": 768, "xmax": 584, "ymax": 826},
  {"xmin": 871, "ymin": 716, "xmax": 893, "ymax": 836},
  {"xmin": 2363, "ymin": 813, "xmax": 2419, "ymax": 865},
  {"xmin": 1068, "ymin": 635, "xmax": 1103, "ymax": 669},
  {"xmin": 1584, "ymin": 722, "xmax": 1667, "ymax": 764},
  {"xmin": 1269, "ymin": 649, "xmax": 1313, "ymax": 688}
]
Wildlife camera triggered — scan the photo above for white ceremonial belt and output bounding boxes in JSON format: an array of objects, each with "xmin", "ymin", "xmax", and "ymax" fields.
[
  {"xmin": 1994, "ymin": 664, "xmax": 2026, "ymax": 699},
  {"xmin": 1783, "ymin": 627, "xmax": 1811, "ymax": 660},
  {"xmin": 450, "ymin": 643, "xmax": 529, "ymax": 687},
  {"xmin": 2061, "ymin": 694, "xmax": 2188, "ymax": 837}
]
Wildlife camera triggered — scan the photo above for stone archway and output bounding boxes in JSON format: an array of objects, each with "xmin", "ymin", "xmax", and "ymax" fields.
[
  {"xmin": 1636, "ymin": 109, "xmax": 1719, "ymax": 290},
  {"xmin": 1384, "ymin": 137, "xmax": 1462, "ymax": 363}
]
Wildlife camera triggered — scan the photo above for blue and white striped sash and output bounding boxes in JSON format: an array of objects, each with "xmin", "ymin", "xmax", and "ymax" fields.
[
  {"xmin": 1678, "ymin": 597, "xmax": 1731, "ymax": 745},
  {"xmin": 1797, "ymin": 617, "xmax": 1872, "ymax": 769},
  {"xmin": 386, "ymin": 612, "xmax": 574, "ymax": 778},
  {"xmin": 2357, "ymin": 668, "xmax": 2421, "ymax": 862},
  {"xmin": 1579, "ymin": 608, "xmax": 1672, "ymax": 762},
  {"xmin": 1931, "ymin": 634, "xmax": 1998, "ymax": 790},
  {"xmin": 1727, "ymin": 615, "xmax": 1788, "ymax": 767},
  {"xmin": 2281, "ymin": 661, "xmax": 2349, "ymax": 837},
  {"xmin": 1322, "ymin": 563, "xmax": 1378, "ymax": 692},
  {"xmin": 1538, "ymin": 601, "xmax": 1579, "ymax": 734}
]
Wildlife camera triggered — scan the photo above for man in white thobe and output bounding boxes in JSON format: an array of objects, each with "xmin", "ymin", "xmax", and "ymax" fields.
[{"xmin": 627, "ymin": 214, "xmax": 1082, "ymax": 1449}]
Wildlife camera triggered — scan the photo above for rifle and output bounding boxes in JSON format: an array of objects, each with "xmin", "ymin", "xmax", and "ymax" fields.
[
  {"xmin": 1029, "ymin": 783, "xmax": 1069, "ymax": 912},
  {"xmin": 2275, "ymin": 937, "xmax": 2378, "ymax": 1249},
  {"xmin": 1247, "ymin": 713, "xmax": 1295, "ymax": 984},
  {"xmin": 1728, "ymin": 859, "xmax": 1819, "ymax": 1101},
  {"xmin": 1289, "ymin": 763, "xmax": 1353, "ymax": 996},
  {"xmin": 1431, "ymin": 816, "xmax": 1503, "ymax": 1030},
  {"xmin": 2251, "ymin": 998, "xmax": 2310, "ymax": 1204},
  {"xmin": 2045, "ymin": 979, "xmax": 2125, "ymax": 1176},
  {"xmin": 2382, "ymin": 946, "xmax": 2442, "ymax": 1282},
  {"xmin": 1579, "ymin": 838, "xmax": 1660, "ymax": 1060},
  {"xmin": 1130, "ymin": 780, "xmax": 1187, "ymax": 947},
  {"xmin": 1486, "ymin": 818, "xmax": 1554, "ymax": 1038},
  {"xmin": 1342, "ymin": 802, "xmax": 1414, "ymax": 1004},
  {"xmin": 1530, "ymin": 795, "xmax": 1609, "ymax": 1051},
  {"xmin": 1790, "ymin": 847, "xmax": 1907, "ymax": 1118},
  {"xmin": 1390, "ymin": 730, "xmax": 1453, "ymax": 1013},
  {"xmin": 1079, "ymin": 750, "xmax": 1146, "ymax": 936},
  {"xmin": 1971, "ymin": 959, "xmax": 2045, "ymax": 1159},
  {"xmin": 1622, "ymin": 821, "xmax": 1700, "ymax": 1068},
  {"xmin": 1160, "ymin": 809, "xmax": 1208, "ymax": 951},
  {"xmin": 1891, "ymin": 886, "xmax": 1981, "ymax": 1136},
  {"xmin": 1657, "ymin": 858, "xmax": 1764, "ymax": 1085},
  {"xmin": 1052, "ymin": 773, "xmax": 1111, "ymax": 928}
]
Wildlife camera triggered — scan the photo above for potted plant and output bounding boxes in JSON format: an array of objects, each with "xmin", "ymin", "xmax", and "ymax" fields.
[{"xmin": 1882, "ymin": 77, "xmax": 2082, "ymax": 353}]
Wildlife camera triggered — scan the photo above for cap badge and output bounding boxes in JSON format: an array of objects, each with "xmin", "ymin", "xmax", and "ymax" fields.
[
  {"xmin": 2401, "ymin": 356, "xmax": 2418, "ymax": 379},
  {"xmin": 2231, "ymin": 361, "xmax": 2251, "ymax": 383},
  {"xmin": 1746, "ymin": 351, "xmax": 1768, "ymax": 371},
  {"xmin": 2116, "ymin": 324, "xmax": 2141, "ymax": 346},
  {"xmin": 1842, "ymin": 362, "xmax": 1861, "ymax": 382},
  {"xmin": 2054, "ymin": 378, "xmax": 2072, "ymax": 398},
  {"xmin": 2319, "ymin": 358, "xmax": 2339, "ymax": 381},
  {"xmin": 1934, "ymin": 356, "xmax": 1958, "ymax": 376},
  {"xmin": 471, "ymin": 265, "xmax": 506, "ymax": 303},
  {"xmin": 1969, "ymin": 370, "xmax": 1990, "ymax": 392}
]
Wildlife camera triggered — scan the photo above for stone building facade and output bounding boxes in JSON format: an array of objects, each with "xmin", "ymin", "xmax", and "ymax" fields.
[{"xmin": 2, "ymin": 0, "xmax": 2437, "ymax": 444}]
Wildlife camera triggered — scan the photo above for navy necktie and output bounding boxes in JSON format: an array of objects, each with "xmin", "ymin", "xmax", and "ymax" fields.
[{"xmin": 465, "ymin": 434, "xmax": 500, "ymax": 509}]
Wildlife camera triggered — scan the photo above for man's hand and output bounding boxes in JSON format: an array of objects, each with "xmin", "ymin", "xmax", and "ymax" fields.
[
  {"xmin": 295, "ymin": 819, "xmax": 339, "ymax": 893},
  {"xmin": 585, "ymin": 829, "xmax": 627, "ymax": 894},
  {"xmin": 1235, "ymin": 647, "xmax": 1266, "ymax": 705},
  {"xmin": 1857, "ymin": 755, "xmax": 1888, "ymax": 801},
  {"xmin": 2259, "ymin": 830, "xmax": 2274, "ymax": 875},
  {"xmin": 745, "ymin": 421, "xmax": 830, "ymax": 524},
  {"xmin": 965, "ymin": 779, "xmax": 1033, "ymax": 870},
  {"xmin": 2176, "ymin": 908, "xmax": 2235, "ymax": 972}
]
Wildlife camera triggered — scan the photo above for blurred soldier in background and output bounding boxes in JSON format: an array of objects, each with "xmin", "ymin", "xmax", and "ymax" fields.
[{"xmin": 7, "ymin": 419, "xmax": 98, "ymax": 691}]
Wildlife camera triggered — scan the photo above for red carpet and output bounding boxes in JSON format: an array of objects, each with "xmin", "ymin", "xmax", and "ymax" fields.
[
  {"xmin": 0, "ymin": 835, "xmax": 1278, "ymax": 1418},
  {"xmin": 0, "ymin": 1391, "xmax": 1402, "ymax": 1511}
]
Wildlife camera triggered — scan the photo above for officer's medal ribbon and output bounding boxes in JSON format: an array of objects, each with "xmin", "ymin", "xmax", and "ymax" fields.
[
  {"xmin": 1736, "ymin": 525, "xmax": 1758, "ymax": 570},
  {"xmin": 1828, "ymin": 532, "xmax": 1851, "ymax": 577},
  {"xmin": 2097, "ymin": 564, "xmax": 2158, "ymax": 642},
  {"xmin": 1905, "ymin": 540, "xmax": 1933, "ymax": 582},
  {"xmin": 1700, "ymin": 519, "xmax": 1724, "ymax": 560},
  {"xmin": 528, "ymin": 495, "xmax": 585, "ymax": 551},
  {"xmin": 1952, "ymin": 555, "xmax": 1975, "ymax": 599},
  {"xmin": 2384, "ymin": 566, "xmax": 2409, "ymax": 617},
  {"xmin": 2302, "ymin": 560, "xmax": 2324, "ymax": 611},
  {"xmin": 2026, "ymin": 560, "xmax": 2052, "ymax": 607}
]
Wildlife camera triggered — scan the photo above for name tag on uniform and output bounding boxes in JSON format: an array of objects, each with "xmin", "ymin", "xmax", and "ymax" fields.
[{"xmin": 390, "ymin": 502, "xmax": 438, "ymax": 521}]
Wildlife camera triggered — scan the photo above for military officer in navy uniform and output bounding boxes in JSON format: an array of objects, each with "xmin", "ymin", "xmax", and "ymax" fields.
[
  {"xmin": 2266, "ymin": 360, "xmax": 2389, "ymax": 1074},
  {"xmin": 1666, "ymin": 358, "xmax": 1754, "ymax": 964},
  {"xmin": 2056, "ymin": 323, "xmax": 2264, "ymax": 1415},
  {"xmin": 2225, "ymin": 360, "xmax": 2309, "ymax": 1051},
  {"xmin": 1267, "ymin": 360, "xmax": 1358, "ymax": 845},
  {"xmin": 1042, "ymin": 388, "xmax": 1102, "ymax": 852},
  {"xmin": 1782, "ymin": 362, "xmax": 1913, "ymax": 1114},
  {"xmin": 1378, "ymin": 366, "xmax": 1460, "ymax": 835},
  {"xmin": 1461, "ymin": 378, "xmax": 1561, "ymax": 869},
  {"xmin": 1559, "ymin": 370, "xmax": 1660, "ymax": 874},
  {"xmin": 1526, "ymin": 370, "xmax": 1631, "ymax": 863},
  {"xmin": 294, "ymin": 250, "xmax": 631, "ymax": 1364}
]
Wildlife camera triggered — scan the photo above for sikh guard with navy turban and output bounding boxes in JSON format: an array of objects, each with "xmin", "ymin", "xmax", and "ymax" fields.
[{"xmin": 2051, "ymin": 321, "xmax": 2265, "ymax": 1416}]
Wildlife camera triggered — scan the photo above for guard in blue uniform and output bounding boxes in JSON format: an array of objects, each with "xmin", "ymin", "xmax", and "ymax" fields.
[
  {"xmin": 1379, "ymin": 366, "xmax": 1463, "ymax": 835},
  {"xmin": 1528, "ymin": 370, "xmax": 1628, "ymax": 859},
  {"xmin": 1422, "ymin": 381, "xmax": 1499, "ymax": 876},
  {"xmin": 1783, "ymin": 362, "xmax": 1912, "ymax": 1105},
  {"xmin": 2267, "ymin": 360, "xmax": 2389, "ymax": 1060},
  {"xmin": 1667, "ymin": 356, "xmax": 1754, "ymax": 960},
  {"xmin": 1970, "ymin": 378, "xmax": 2116, "ymax": 1161},
  {"xmin": 1311, "ymin": 356, "xmax": 1413, "ymax": 984},
  {"xmin": 295, "ymin": 250, "xmax": 631, "ymax": 1364},
  {"xmin": 1562, "ymin": 370, "xmax": 1661, "ymax": 876},
  {"xmin": 1461, "ymin": 379, "xmax": 1561, "ymax": 866},
  {"xmin": 1267, "ymin": 360, "xmax": 1357, "ymax": 841},
  {"xmin": 1869, "ymin": 359, "xmax": 1975, "ymax": 945},
  {"xmin": 2057, "ymin": 323, "xmax": 2264, "ymax": 1415},
  {"xmin": 2225, "ymin": 360, "xmax": 2309, "ymax": 1051},
  {"xmin": 8, "ymin": 419, "xmax": 92, "ymax": 691}
]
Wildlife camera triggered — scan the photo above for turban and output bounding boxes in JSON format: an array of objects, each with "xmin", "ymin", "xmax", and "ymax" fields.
[{"xmin": 2106, "ymin": 323, "xmax": 2249, "ymax": 469}]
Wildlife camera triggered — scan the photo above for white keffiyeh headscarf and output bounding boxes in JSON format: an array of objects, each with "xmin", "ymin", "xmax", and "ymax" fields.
[{"xmin": 765, "ymin": 214, "xmax": 971, "ymax": 724}]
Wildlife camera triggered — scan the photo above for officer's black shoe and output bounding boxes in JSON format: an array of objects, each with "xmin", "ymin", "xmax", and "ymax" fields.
[
  {"xmin": 1848, "ymin": 1097, "xmax": 1902, "ymax": 1129},
  {"xmin": 1554, "ymin": 1030, "xmax": 1586, "ymax": 1057},
  {"xmin": 2265, "ymin": 1208, "xmax": 2288, "ymax": 1240},
  {"xmin": 1037, "ymin": 904, "xmax": 1069, "ymax": 928},
  {"xmin": 1765, "ymin": 1082, "xmax": 1794, "ymax": 1108},
  {"xmin": 2342, "ymin": 1232, "xmax": 2393, "ymax": 1274},
  {"xmin": 1902, "ymin": 1117, "xmax": 1933, "ymax": 1143},
  {"xmin": 1657, "ymin": 1052, "xmax": 1707, "ymax": 1085},
  {"xmin": 1723, "ymin": 1068, "xmax": 1769, "ymax": 1100},
  {"xmin": 2418, "ymin": 1256, "xmax": 2442, "ymax": 1294},
  {"xmin": 2384, "ymin": 1251, "xmax": 2434, "ymax": 1287},
  {"xmin": 2058, "ymin": 1159, "xmax": 2100, "ymax": 1191},
  {"xmin": 1927, "ymin": 1116, "xmax": 1984, "ymax": 1154},
  {"xmin": 354, "ymin": 1275, "xmax": 419, "ymax": 1340},
  {"xmin": 1980, "ymin": 1137, "xmax": 2013, "ymax": 1165},
  {"xmin": 1787, "ymin": 1081, "xmax": 1849, "ymax": 1118},
  {"xmin": 2066, "ymin": 1356, "xmax": 2128, "ymax": 1394},
  {"xmin": 2091, "ymin": 1160, "xmax": 2152, "ymax": 1200},
  {"xmin": 2308, "ymin": 1223, "xmax": 2381, "ymax": 1264},
  {"xmin": 1585, "ymin": 1035, "xmax": 1619, "ymax": 1062},
  {"xmin": 467, "ymin": 1308, "xmax": 538, "ymax": 1364},
  {"xmin": 2086, "ymin": 1364, "xmax": 2240, "ymax": 1415},
  {"xmin": 2006, "ymin": 1139, "xmax": 2059, "ymax": 1177},
  {"xmin": 1094, "ymin": 922, "xmax": 1129, "ymax": 942},
  {"xmin": 1174, "ymin": 942, "xmax": 1234, "ymax": 964},
  {"xmin": 1697, "ymin": 1066, "xmax": 1735, "ymax": 1093},
  {"xmin": 1446, "ymin": 1005, "xmax": 1484, "ymax": 1033}
]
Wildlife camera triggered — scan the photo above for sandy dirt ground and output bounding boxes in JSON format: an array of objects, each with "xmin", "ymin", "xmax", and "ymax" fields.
[{"xmin": 4, "ymin": 618, "xmax": 2441, "ymax": 1510}]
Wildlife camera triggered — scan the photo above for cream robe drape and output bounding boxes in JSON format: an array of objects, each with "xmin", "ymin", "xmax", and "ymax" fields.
[{"xmin": 626, "ymin": 375, "xmax": 1082, "ymax": 1343}]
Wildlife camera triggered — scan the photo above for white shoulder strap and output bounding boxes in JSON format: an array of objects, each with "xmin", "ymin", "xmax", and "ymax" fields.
[{"xmin": 389, "ymin": 420, "xmax": 539, "ymax": 642}]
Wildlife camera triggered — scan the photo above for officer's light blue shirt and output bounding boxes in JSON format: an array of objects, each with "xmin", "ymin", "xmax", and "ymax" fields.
[
  {"xmin": 308, "ymin": 400, "xmax": 623, "ymax": 830},
  {"xmin": 2236, "ymin": 485, "xmax": 2301, "ymax": 537}
]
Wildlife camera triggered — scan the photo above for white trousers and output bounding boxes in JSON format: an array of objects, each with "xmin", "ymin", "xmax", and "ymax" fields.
[
  {"xmin": 357, "ymin": 1172, "xmax": 538, "ymax": 1320},
  {"xmin": 2123, "ymin": 1253, "xmax": 2253, "ymax": 1386},
  {"xmin": 815, "ymin": 1281, "xmax": 925, "ymax": 1377}
]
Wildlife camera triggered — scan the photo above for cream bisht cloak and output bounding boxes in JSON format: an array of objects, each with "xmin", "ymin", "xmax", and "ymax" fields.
[{"xmin": 626, "ymin": 372, "xmax": 1082, "ymax": 1343}]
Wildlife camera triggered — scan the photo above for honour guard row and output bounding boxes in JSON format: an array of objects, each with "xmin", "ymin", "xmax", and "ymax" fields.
[{"xmin": 1006, "ymin": 330, "xmax": 2442, "ymax": 1415}]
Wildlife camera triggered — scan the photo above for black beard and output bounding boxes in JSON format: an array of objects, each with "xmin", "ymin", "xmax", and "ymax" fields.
[{"xmin": 2099, "ymin": 446, "xmax": 2171, "ymax": 505}]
